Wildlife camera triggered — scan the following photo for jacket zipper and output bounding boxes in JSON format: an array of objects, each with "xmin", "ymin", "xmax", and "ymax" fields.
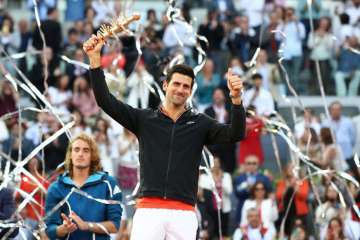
[{"xmin": 163, "ymin": 123, "xmax": 176, "ymax": 199}]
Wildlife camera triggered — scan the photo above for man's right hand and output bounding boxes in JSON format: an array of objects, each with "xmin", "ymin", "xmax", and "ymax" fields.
[
  {"xmin": 56, "ymin": 213, "xmax": 78, "ymax": 237},
  {"xmin": 83, "ymin": 34, "xmax": 105, "ymax": 69}
]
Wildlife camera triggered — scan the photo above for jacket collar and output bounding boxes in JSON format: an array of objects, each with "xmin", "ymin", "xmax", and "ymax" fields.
[{"xmin": 60, "ymin": 171, "xmax": 107, "ymax": 187}]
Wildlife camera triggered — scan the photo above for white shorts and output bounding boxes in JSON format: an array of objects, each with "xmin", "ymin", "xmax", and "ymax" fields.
[{"xmin": 130, "ymin": 208, "xmax": 198, "ymax": 240}]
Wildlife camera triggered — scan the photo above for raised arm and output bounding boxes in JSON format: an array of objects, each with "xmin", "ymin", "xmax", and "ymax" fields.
[
  {"xmin": 205, "ymin": 69, "xmax": 246, "ymax": 144},
  {"xmin": 83, "ymin": 35, "xmax": 141, "ymax": 134}
]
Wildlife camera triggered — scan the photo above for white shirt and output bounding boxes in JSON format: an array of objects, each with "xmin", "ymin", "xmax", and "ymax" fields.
[
  {"xmin": 198, "ymin": 172, "xmax": 233, "ymax": 213},
  {"xmin": 241, "ymin": 199, "xmax": 278, "ymax": 229},
  {"xmin": 163, "ymin": 21, "xmax": 196, "ymax": 56},
  {"xmin": 233, "ymin": 0, "xmax": 265, "ymax": 27},
  {"xmin": 346, "ymin": 5, "xmax": 360, "ymax": 25},
  {"xmin": 126, "ymin": 70, "xmax": 154, "ymax": 109},
  {"xmin": 276, "ymin": 21, "xmax": 305, "ymax": 59},
  {"xmin": 243, "ymin": 87, "xmax": 275, "ymax": 116},
  {"xmin": 233, "ymin": 225, "xmax": 276, "ymax": 240}
]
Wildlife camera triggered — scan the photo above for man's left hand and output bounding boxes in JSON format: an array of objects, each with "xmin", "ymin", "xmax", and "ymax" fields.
[
  {"xmin": 70, "ymin": 212, "xmax": 89, "ymax": 231},
  {"xmin": 227, "ymin": 68, "xmax": 243, "ymax": 98}
]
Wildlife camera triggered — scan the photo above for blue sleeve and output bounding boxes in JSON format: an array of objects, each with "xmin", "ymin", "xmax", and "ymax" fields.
[
  {"xmin": 106, "ymin": 176, "xmax": 123, "ymax": 230},
  {"xmin": 261, "ymin": 175, "xmax": 273, "ymax": 192},
  {"xmin": 45, "ymin": 183, "xmax": 63, "ymax": 239},
  {"xmin": 233, "ymin": 176, "xmax": 250, "ymax": 199}
]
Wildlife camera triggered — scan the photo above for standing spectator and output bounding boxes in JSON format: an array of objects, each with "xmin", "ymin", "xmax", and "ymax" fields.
[
  {"xmin": 205, "ymin": 88, "xmax": 236, "ymax": 173},
  {"xmin": 345, "ymin": 0, "xmax": 360, "ymax": 26},
  {"xmin": 196, "ymin": 59, "xmax": 221, "ymax": 111},
  {"xmin": 27, "ymin": 0, "xmax": 57, "ymax": 21},
  {"xmin": 297, "ymin": 0, "xmax": 322, "ymax": 40},
  {"xmin": 307, "ymin": 16, "xmax": 335, "ymax": 95},
  {"xmin": 44, "ymin": 134, "xmax": 122, "ymax": 239},
  {"xmin": 233, "ymin": 208, "xmax": 276, "ymax": 240},
  {"xmin": 199, "ymin": 156, "xmax": 233, "ymax": 239},
  {"xmin": 323, "ymin": 101, "xmax": 356, "ymax": 169},
  {"xmin": 262, "ymin": 12, "xmax": 281, "ymax": 63},
  {"xmin": 228, "ymin": 15, "xmax": 257, "ymax": 63},
  {"xmin": 276, "ymin": 7, "xmax": 306, "ymax": 94},
  {"xmin": 14, "ymin": 19, "xmax": 32, "ymax": 75},
  {"xmin": 0, "ymin": 80, "xmax": 18, "ymax": 117},
  {"xmin": 240, "ymin": 181, "xmax": 278, "ymax": 229},
  {"xmin": 255, "ymin": 49, "xmax": 283, "ymax": 99},
  {"xmin": 243, "ymin": 73, "xmax": 275, "ymax": 117},
  {"xmin": 234, "ymin": 155, "xmax": 273, "ymax": 225},
  {"xmin": 72, "ymin": 76, "xmax": 99, "ymax": 118},
  {"xmin": 276, "ymin": 164, "xmax": 310, "ymax": 237},
  {"xmin": 319, "ymin": 127, "xmax": 348, "ymax": 171},
  {"xmin": 198, "ymin": 10, "xmax": 225, "ymax": 74},
  {"xmin": 233, "ymin": 0, "xmax": 265, "ymax": 31},
  {"xmin": 32, "ymin": 8, "xmax": 62, "ymax": 56},
  {"xmin": 126, "ymin": 60, "xmax": 155, "ymax": 109},
  {"xmin": 334, "ymin": 36, "xmax": 360, "ymax": 96},
  {"xmin": 238, "ymin": 106, "xmax": 265, "ymax": 165}
]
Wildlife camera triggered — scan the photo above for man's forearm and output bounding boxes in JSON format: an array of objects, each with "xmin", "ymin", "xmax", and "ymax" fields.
[
  {"xmin": 89, "ymin": 55, "xmax": 101, "ymax": 69},
  {"xmin": 88, "ymin": 221, "xmax": 118, "ymax": 234}
]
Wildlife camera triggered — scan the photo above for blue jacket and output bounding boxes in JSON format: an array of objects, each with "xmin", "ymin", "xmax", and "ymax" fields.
[
  {"xmin": 233, "ymin": 172, "xmax": 272, "ymax": 224},
  {"xmin": 45, "ymin": 171, "xmax": 122, "ymax": 240}
]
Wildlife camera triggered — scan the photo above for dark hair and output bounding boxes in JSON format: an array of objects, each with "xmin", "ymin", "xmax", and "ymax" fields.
[
  {"xmin": 166, "ymin": 64, "xmax": 195, "ymax": 88},
  {"xmin": 146, "ymin": 9, "xmax": 156, "ymax": 20},
  {"xmin": 47, "ymin": 7, "xmax": 57, "ymax": 16},
  {"xmin": 252, "ymin": 73, "xmax": 263, "ymax": 80},
  {"xmin": 250, "ymin": 181, "xmax": 268, "ymax": 199},
  {"xmin": 68, "ymin": 27, "xmax": 78, "ymax": 36},
  {"xmin": 339, "ymin": 13, "xmax": 350, "ymax": 25},
  {"xmin": 320, "ymin": 127, "xmax": 333, "ymax": 145},
  {"xmin": 309, "ymin": 127, "xmax": 319, "ymax": 144}
]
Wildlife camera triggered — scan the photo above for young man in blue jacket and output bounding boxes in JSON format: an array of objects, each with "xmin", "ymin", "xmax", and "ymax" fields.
[
  {"xmin": 83, "ymin": 35, "xmax": 246, "ymax": 239},
  {"xmin": 45, "ymin": 133, "xmax": 122, "ymax": 239}
]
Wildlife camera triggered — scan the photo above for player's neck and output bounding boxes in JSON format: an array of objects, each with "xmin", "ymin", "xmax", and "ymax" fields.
[
  {"xmin": 72, "ymin": 168, "xmax": 90, "ymax": 187},
  {"xmin": 162, "ymin": 101, "xmax": 186, "ymax": 121}
]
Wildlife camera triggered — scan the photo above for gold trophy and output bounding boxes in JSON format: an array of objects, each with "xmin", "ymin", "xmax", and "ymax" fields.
[{"xmin": 84, "ymin": 13, "xmax": 141, "ymax": 51}]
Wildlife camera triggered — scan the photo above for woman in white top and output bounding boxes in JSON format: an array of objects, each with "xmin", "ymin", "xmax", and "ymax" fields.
[
  {"xmin": 241, "ymin": 181, "xmax": 278, "ymax": 229},
  {"xmin": 320, "ymin": 127, "xmax": 348, "ymax": 171},
  {"xmin": 198, "ymin": 156, "xmax": 233, "ymax": 238}
]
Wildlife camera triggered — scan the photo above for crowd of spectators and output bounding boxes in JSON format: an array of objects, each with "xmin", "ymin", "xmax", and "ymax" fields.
[{"xmin": 0, "ymin": 0, "xmax": 359, "ymax": 239}]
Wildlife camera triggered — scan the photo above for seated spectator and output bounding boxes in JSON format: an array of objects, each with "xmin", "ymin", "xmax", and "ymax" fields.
[
  {"xmin": 199, "ymin": 156, "xmax": 233, "ymax": 238},
  {"xmin": 0, "ymin": 80, "xmax": 18, "ymax": 117},
  {"xmin": 276, "ymin": 163, "xmax": 310, "ymax": 237},
  {"xmin": 70, "ymin": 109, "xmax": 92, "ymax": 137},
  {"xmin": 196, "ymin": 186, "xmax": 216, "ymax": 239},
  {"xmin": 63, "ymin": 27, "xmax": 81, "ymax": 58},
  {"xmin": 233, "ymin": 208, "xmax": 276, "ymax": 240},
  {"xmin": 243, "ymin": 73, "xmax": 275, "ymax": 116},
  {"xmin": 48, "ymin": 74, "xmax": 72, "ymax": 118},
  {"xmin": 323, "ymin": 217, "xmax": 347, "ymax": 240},
  {"xmin": 289, "ymin": 225, "xmax": 308, "ymax": 240},
  {"xmin": 294, "ymin": 108, "xmax": 321, "ymax": 140},
  {"xmin": 71, "ymin": 76, "xmax": 99, "ymax": 118},
  {"xmin": 0, "ymin": 186, "xmax": 19, "ymax": 239},
  {"xmin": 16, "ymin": 157, "xmax": 49, "ymax": 239},
  {"xmin": 316, "ymin": 185, "xmax": 346, "ymax": 239},
  {"xmin": 298, "ymin": 127, "xmax": 321, "ymax": 166},
  {"xmin": 234, "ymin": 155, "xmax": 273, "ymax": 225},
  {"xmin": 65, "ymin": 48, "xmax": 88, "ymax": 88},
  {"xmin": 240, "ymin": 181, "xmax": 278, "ymax": 229},
  {"xmin": 196, "ymin": 59, "xmax": 221, "ymax": 111},
  {"xmin": 238, "ymin": 106, "xmax": 265, "ymax": 166},
  {"xmin": 335, "ymin": 36, "xmax": 360, "ymax": 96}
]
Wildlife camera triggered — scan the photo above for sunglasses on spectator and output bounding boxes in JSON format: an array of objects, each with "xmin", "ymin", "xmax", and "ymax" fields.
[
  {"xmin": 246, "ymin": 162, "xmax": 258, "ymax": 165},
  {"xmin": 255, "ymin": 187, "xmax": 265, "ymax": 191}
]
